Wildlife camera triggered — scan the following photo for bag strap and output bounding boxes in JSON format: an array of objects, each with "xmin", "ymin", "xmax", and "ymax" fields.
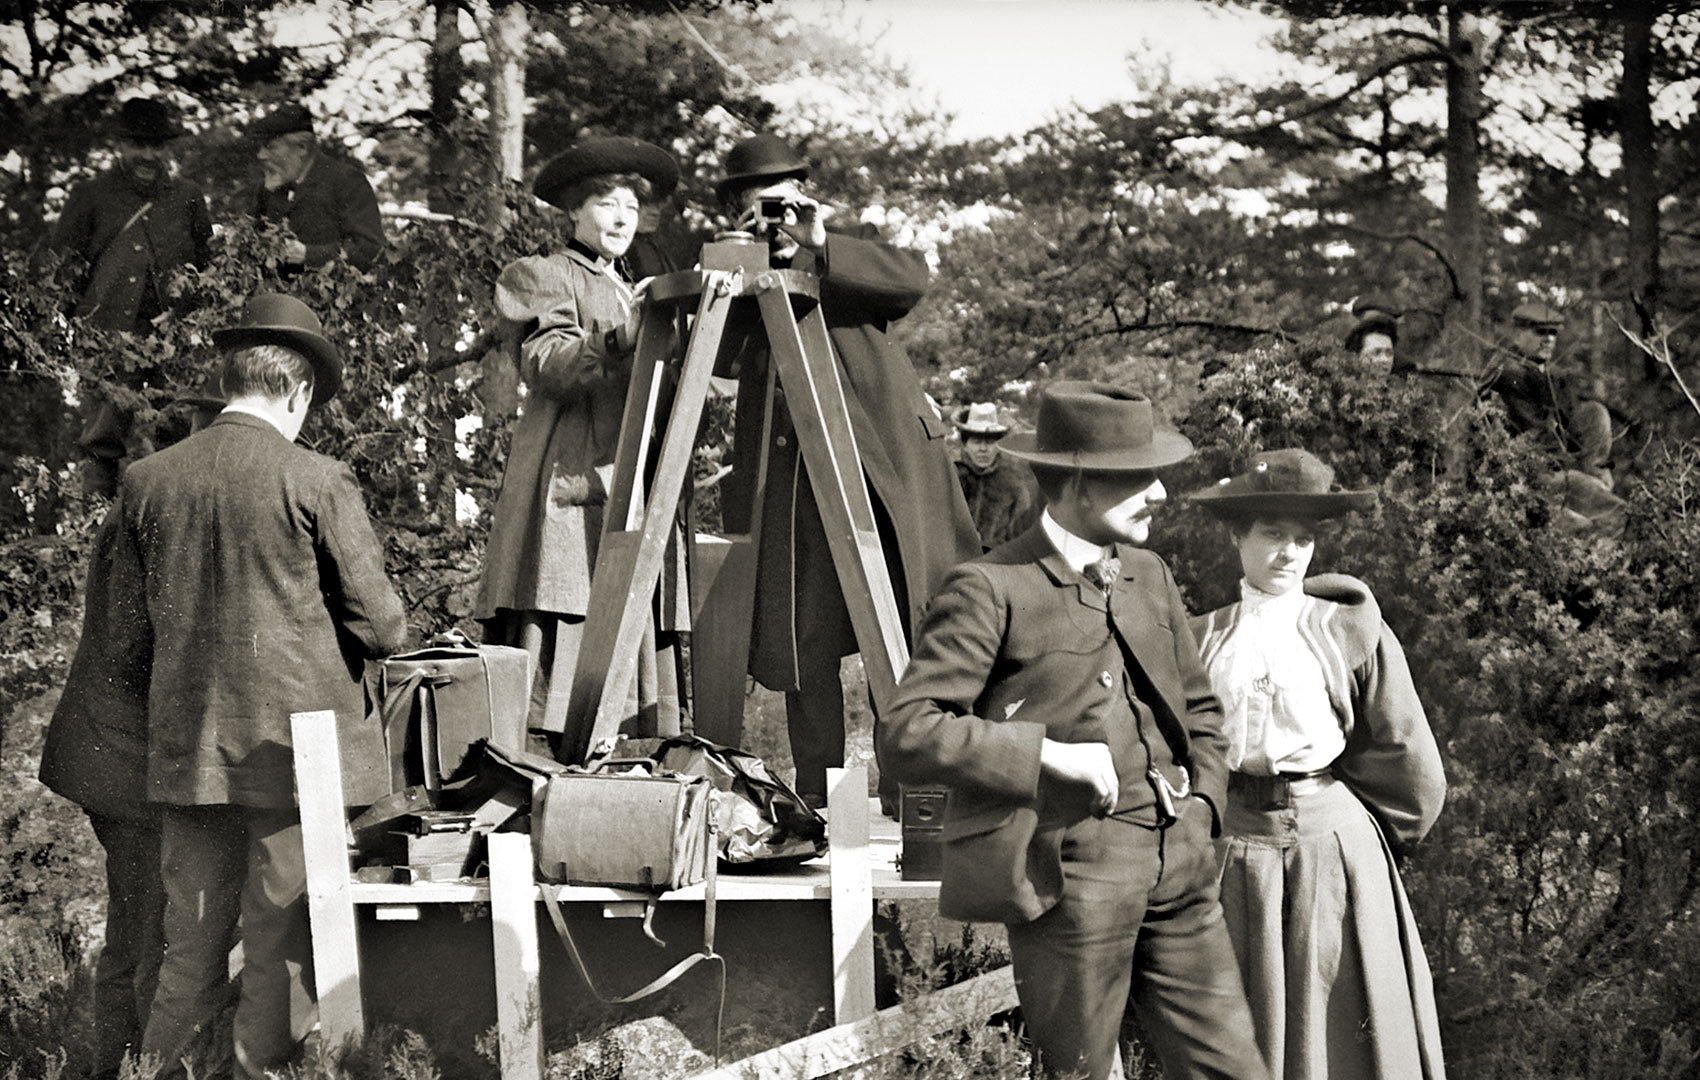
[{"xmin": 538, "ymin": 825, "xmax": 725, "ymax": 1060}]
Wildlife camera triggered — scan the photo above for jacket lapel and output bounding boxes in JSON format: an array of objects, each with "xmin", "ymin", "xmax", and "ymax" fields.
[
  {"xmin": 1017, "ymin": 522, "xmax": 1108, "ymax": 614},
  {"xmin": 1105, "ymin": 544, "xmax": 1192, "ymax": 763}
]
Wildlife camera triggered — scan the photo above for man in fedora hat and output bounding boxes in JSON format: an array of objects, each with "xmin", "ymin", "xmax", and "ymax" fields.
[
  {"xmin": 953, "ymin": 401, "xmax": 1039, "ymax": 550},
  {"xmin": 248, "ymin": 103, "xmax": 386, "ymax": 270},
  {"xmin": 713, "ymin": 133, "xmax": 981, "ymax": 808},
  {"xmin": 109, "ymin": 293, "xmax": 407, "ymax": 1077},
  {"xmin": 881, "ymin": 382, "xmax": 1266, "ymax": 1080},
  {"xmin": 47, "ymin": 95, "xmax": 214, "ymax": 493}
]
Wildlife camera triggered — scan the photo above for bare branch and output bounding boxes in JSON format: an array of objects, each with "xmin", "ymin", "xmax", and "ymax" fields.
[
  {"xmin": 1613, "ymin": 311, "xmax": 1700, "ymax": 419},
  {"xmin": 1215, "ymin": 51, "xmax": 1449, "ymax": 140},
  {"xmin": 1334, "ymin": 222, "xmax": 1463, "ymax": 301}
]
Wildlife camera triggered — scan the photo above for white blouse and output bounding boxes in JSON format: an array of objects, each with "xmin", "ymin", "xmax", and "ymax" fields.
[{"xmin": 1209, "ymin": 581, "xmax": 1346, "ymax": 775}]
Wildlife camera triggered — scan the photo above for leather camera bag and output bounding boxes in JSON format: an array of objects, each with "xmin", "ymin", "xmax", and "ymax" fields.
[{"xmin": 365, "ymin": 634, "xmax": 531, "ymax": 797}]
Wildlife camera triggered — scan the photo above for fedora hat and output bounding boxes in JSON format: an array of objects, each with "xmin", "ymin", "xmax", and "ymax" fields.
[
  {"xmin": 246, "ymin": 103, "xmax": 315, "ymax": 141},
  {"xmin": 715, "ymin": 134, "xmax": 810, "ymax": 202},
  {"xmin": 113, "ymin": 97, "xmax": 182, "ymax": 144},
  {"xmin": 954, "ymin": 402, "xmax": 1010, "ymax": 437},
  {"xmin": 533, "ymin": 136, "xmax": 678, "ymax": 209},
  {"xmin": 1191, "ymin": 448, "xmax": 1376, "ymax": 520},
  {"xmin": 999, "ymin": 382, "xmax": 1192, "ymax": 471},
  {"xmin": 212, "ymin": 293, "xmax": 342, "ymax": 407}
]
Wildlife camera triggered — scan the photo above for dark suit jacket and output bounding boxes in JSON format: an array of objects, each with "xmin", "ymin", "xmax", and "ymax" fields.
[
  {"xmin": 39, "ymin": 506, "xmax": 155, "ymax": 822},
  {"xmin": 255, "ymin": 149, "xmax": 386, "ymax": 270},
  {"xmin": 880, "ymin": 522, "xmax": 1229, "ymax": 922},
  {"xmin": 115, "ymin": 412, "xmax": 408, "ymax": 808},
  {"xmin": 49, "ymin": 168, "xmax": 212, "ymax": 330}
]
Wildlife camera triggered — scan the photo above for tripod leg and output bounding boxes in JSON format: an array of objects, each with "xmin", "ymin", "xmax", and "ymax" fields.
[
  {"xmin": 754, "ymin": 284, "xmax": 910, "ymax": 715},
  {"xmin": 559, "ymin": 278, "xmax": 737, "ymax": 765}
]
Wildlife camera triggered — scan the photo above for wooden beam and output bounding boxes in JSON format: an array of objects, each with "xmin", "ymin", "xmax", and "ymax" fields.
[
  {"xmin": 290, "ymin": 710, "xmax": 365, "ymax": 1049},
  {"xmin": 488, "ymin": 832, "xmax": 544, "ymax": 1080},
  {"xmin": 827, "ymin": 767, "xmax": 875, "ymax": 1025},
  {"xmin": 689, "ymin": 966, "xmax": 1017, "ymax": 1080}
]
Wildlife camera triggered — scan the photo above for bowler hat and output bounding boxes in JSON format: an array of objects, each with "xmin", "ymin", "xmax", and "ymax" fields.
[
  {"xmin": 715, "ymin": 134, "xmax": 810, "ymax": 202},
  {"xmin": 1344, "ymin": 310, "xmax": 1398, "ymax": 353},
  {"xmin": 1512, "ymin": 301, "xmax": 1563, "ymax": 330},
  {"xmin": 999, "ymin": 382, "xmax": 1192, "ymax": 471},
  {"xmin": 246, "ymin": 103, "xmax": 315, "ymax": 141},
  {"xmin": 533, "ymin": 137, "xmax": 678, "ymax": 209},
  {"xmin": 1191, "ymin": 448, "xmax": 1376, "ymax": 520},
  {"xmin": 954, "ymin": 402, "xmax": 1010, "ymax": 437},
  {"xmin": 212, "ymin": 293, "xmax": 342, "ymax": 407},
  {"xmin": 113, "ymin": 97, "xmax": 182, "ymax": 144}
]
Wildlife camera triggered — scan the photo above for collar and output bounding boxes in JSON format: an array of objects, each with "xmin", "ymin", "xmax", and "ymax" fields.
[
  {"xmin": 1040, "ymin": 510, "xmax": 1114, "ymax": 576},
  {"xmin": 1239, "ymin": 579, "xmax": 1306, "ymax": 619},
  {"xmin": 220, "ymin": 403, "xmax": 292, "ymax": 440}
]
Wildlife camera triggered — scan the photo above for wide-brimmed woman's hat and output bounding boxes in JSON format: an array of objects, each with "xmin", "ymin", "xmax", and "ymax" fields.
[
  {"xmin": 1192, "ymin": 448, "xmax": 1377, "ymax": 520},
  {"xmin": 113, "ymin": 97, "xmax": 183, "ymax": 144},
  {"xmin": 212, "ymin": 293, "xmax": 342, "ymax": 407},
  {"xmin": 533, "ymin": 136, "xmax": 678, "ymax": 209},
  {"xmin": 954, "ymin": 401, "xmax": 1010, "ymax": 437},
  {"xmin": 715, "ymin": 134, "xmax": 810, "ymax": 201},
  {"xmin": 999, "ymin": 382, "xmax": 1193, "ymax": 471}
]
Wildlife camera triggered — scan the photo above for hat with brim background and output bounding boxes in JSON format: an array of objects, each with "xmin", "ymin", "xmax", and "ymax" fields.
[
  {"xmin": 533, "ymin": 137, "xmax": 679, "ymax": 209},
  {"xmin": 999, "ymin": 381, "xmax": 1193, "ymax": 471},
  {"xmin": 246, "ymin": 103, "xmax": 315, "ymax": 141},
  {"xmin": 1192, "ymin": 448, "xmax": 1377, "ymax": 520},
  {"xmin": 114, "ymin": 97, "xmax": 183, "ymax": 144},
  {"xmin": 954, "ymin": 401, "xmax": 1010, "ymax": 437},
  {"xmin": 212, "ymin": 293, "xmax": 342, "ymax": 407},
  {"xmin": 715, "ymin": 134, "xmax": 810, "ymax": 202}
]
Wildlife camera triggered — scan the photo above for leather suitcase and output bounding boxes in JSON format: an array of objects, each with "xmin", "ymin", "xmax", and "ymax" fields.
[
  {"xmin": 534, "ymin": 768, "xmax": 714, "ymax": 890},
  {"xmin": 370, "ymin": 636, "xmax": 532, "ymax": 794}
]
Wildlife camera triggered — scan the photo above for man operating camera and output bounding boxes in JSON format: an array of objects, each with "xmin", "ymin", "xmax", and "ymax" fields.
[{"xmin": 712, "ymin": 134, "xmax": 980, "ymax": 811}]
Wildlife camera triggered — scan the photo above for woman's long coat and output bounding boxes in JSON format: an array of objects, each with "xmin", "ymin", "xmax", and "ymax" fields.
[
  {"xmin": 721, "ymin": 224, "xmax": 981, "ymax": 690},
  {"xmin": 477, "ymin": 248, "xmax": 634, "ymax": 621}
]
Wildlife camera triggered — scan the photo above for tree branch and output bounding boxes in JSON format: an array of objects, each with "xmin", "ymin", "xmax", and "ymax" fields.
[
  {"xmin": 1214, "ymin": 51, "xmax": 1449, "ymax": 140},
  {"xmin": 1334, "ymin": 222, "xmax": 1464, "ymax": 301}
]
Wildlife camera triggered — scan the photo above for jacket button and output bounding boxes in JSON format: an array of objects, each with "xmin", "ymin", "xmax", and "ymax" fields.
[
  {"xmin": 1099, "ymin": 670, "xmax": 1113, "ymax": 687},
  {"xmin": 775, "ymin": 435, "xmax": 788, "ymax": 447}
]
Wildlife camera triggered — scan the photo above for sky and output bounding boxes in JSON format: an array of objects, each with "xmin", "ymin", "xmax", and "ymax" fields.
[{"xmin": 787, "ymin": 0, "xmax": 1288, "ymax": 139}]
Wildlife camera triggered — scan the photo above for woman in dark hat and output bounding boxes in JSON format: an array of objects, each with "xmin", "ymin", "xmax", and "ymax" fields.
[
  {"xmin": 476, "ymin": 136, "xmax": 682, "ymax": 743},
  {"xmin": 1189, "ymin": 449, "xmax": 1447, "ymax": 1080}
]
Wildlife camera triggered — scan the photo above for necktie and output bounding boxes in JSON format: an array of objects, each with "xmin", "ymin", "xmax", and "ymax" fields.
[{"xmin": 1084, "ymin": 553, "xmax": 1120, "ymax": 598}]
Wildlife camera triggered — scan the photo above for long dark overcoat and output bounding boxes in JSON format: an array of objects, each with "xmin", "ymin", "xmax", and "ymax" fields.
[
  {"xmin": 721, "ymin": 224, "xmax": 981, "ymax": 691},
  {"xmin": 255, "ymin": 149, "xmax": 386, "ymax": 270},
  {"xmin": 113, "ymin": 412, "xmax": 408, "ymax": 808},
  {"xmin": 50, "ymin": 168, "xmax": 212, "ymax": 330}
]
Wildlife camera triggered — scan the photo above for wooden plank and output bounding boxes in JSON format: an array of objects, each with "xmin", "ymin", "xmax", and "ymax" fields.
[
  {"xmin": 827, "ymin": 767, "xmax": 875, "ymax": 1025},
  {"xmin": 289, "ymin": 710, "xmax": 366, "ymax": 1049},
  {"xmin": 488, "ymin": 832, "xmax": 544, "ymax": 1080},
  {"xmin": 689, "ymin": 966, "xmax": 1018, "ymax": 1080},
  {"xmin": 561, "ymin": 276, "xmax": 738, "ymax": 764}
]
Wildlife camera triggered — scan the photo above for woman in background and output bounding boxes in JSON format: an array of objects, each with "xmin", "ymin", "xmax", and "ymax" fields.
[{"xmin": 1190, "ymin": 448, "xmax": 1447, "ymax": 1080}]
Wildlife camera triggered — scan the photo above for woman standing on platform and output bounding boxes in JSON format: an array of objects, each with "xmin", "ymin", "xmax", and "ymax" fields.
[
  {"xmin": 477, "ymin": 136, "xmax": 684, "ymax": 743},
  {"xmin": 1189, "ymin": 449, "xmax": 1448, "ymax": 1080}
]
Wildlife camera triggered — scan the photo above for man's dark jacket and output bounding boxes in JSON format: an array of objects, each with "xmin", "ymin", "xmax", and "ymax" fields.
[
  {"xmin": 255, "ymin": 149, "xmax": 386, "ymax": 270},
  {"xmin": 879, "ymin": 525, "xmax": 1229, "ymax": 924},
  {"xmin": 956, "ymin": 453, "xmax": 1040, "ymax": 551},
  {"xmin": 50, "ymin": 169, "xmax": 212, "ymax": 330},
  {"xmin": 720, "ymin": 224, "xmax": 981, "ymax": 689},
  {"xmin": 113, "ymin": 412, "xmax": 407, "ymax": 808}
]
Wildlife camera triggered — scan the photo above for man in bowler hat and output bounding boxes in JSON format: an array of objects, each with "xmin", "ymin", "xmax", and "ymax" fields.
[
  {"xmin": 112, "ymin": 294, "xmax": 407, "ymax": 1077},
  {"xmin": 248, "ymin": 103, "xmax": 386, "ymax": 270},
  {"xmin": 713, "ymin": 133, "xmax": 981, "ymax": 808},
  {"xmin": 47, "ymin": 96, "xmax": 213, "ymax": 493},
  {"xmin": 880, "ymin": 382, "xmax": 1266, "ymax": 1080}
]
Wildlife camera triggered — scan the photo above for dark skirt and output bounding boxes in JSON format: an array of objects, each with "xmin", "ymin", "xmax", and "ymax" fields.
[{"xmin": 1217, "ymin": 777, "xmax": 1446, "ymax": 1080}]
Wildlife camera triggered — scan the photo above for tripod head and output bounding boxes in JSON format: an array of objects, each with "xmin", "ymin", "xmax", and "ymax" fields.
[{"xmin": 699, "ymin": 230, "xmax": 774, "ymax": 276}]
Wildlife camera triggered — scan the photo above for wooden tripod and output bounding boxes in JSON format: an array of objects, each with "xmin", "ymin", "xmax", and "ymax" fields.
[{"xmin": 556, "ymin": 234, "xmax": 910, "ymax": 766}]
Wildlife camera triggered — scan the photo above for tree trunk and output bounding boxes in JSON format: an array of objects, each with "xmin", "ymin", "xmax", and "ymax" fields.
[
  {"xmin": 1443, "ymin": 6, "xmax": 1485, "ymax": 363},
  {"xmin": 485, "ymin": 0, "xmax": 529, "ymax": 223},
  {"xmin": 1620, "ymin": 5, "xmax": 1660, "ymax": 383},
  {"xmin": 428, "ymin": 0, "xmax": 465, "ymax": 215}
]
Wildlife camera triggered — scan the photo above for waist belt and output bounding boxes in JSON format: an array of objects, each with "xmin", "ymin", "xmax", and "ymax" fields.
[{"xmin": 1228, "ymin": 768, "xmax": 1335, "ymax": 810}]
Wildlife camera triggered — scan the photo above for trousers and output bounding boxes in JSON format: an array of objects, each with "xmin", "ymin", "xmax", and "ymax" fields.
[
  {"xmin": 86, "ymin": 811, "xmax": 166, "ymax": 1078},
  {"xmin": 1005, "ymin": 799, "xmax": 1269, "ymax": 1080},
  {"xmin": 142, "ymin": 805, "xmax": 314, "ymax": 1080}
]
